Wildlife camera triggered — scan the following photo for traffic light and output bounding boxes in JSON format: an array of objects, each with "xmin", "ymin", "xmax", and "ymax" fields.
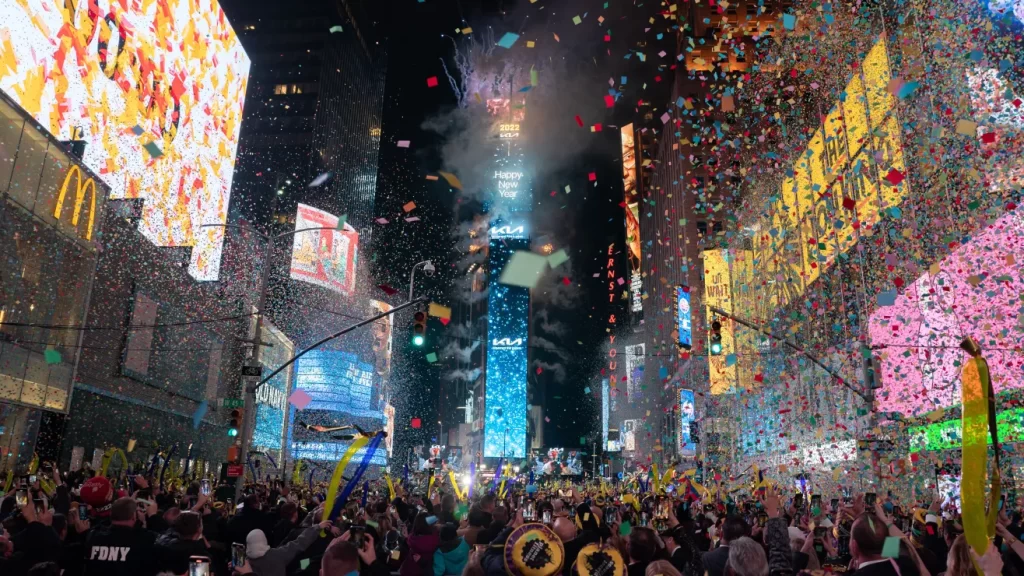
[
  {"xmin": 412, "ymin": 309, "xmax": 427, "ymax": 346},
  {"xmin": 228, "ymin": 408, "xmax": 243, "ymax": 437},
  {"xmin": 709, "ymin": 320, "xmax": 723, "ymax": 355}
]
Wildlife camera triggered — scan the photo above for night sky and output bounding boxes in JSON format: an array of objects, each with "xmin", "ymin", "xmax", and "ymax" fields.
[{"xmin": 361, "ymin": 0, "xmax": 675, "ymax": 452}]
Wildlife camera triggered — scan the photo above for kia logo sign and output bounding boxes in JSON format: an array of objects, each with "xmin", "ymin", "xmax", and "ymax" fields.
[{"xmin": 491, "ymin": 337, "xmax": 523, "ymax": 348}]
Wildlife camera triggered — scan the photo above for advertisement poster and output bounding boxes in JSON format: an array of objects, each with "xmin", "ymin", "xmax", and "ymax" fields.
[
  {"xmin": 0, "ymin": 0, "xmax": 250, "ymax": 280},
  {"xmin": 290, "ymin": 203, "xmax": 359, "ymax": 295},
  {"xmin": 676, "ymin": 286, "xmax": 692, "ymax": 350},
  {"xmin": 679, "ymin": 389, "xmax": 696, "ymax": 456}
]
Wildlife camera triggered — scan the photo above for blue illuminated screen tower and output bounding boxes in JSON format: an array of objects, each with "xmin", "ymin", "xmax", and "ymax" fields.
[{"xmin": 484, "ymin": 96, "xmax": 531, "ymax": 458}]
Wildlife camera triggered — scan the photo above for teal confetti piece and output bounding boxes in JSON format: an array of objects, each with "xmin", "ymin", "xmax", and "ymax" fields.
[
  {"xmin": 44, "ymin": 348, "xmax": 62, "ymax": 365},
  {"xmin": 882, "ymin": 537, "xmax": 901, "ymax": 558},
  {"xmin": 497, "ymin": 32, "xmax": 519, "ymax": 49},
  {"xmin": 725, "ymin": 354, "xmax": 737, "ymax": 367},
  {"xmin": 143, "ymin": 141, "xmax": 163, "ymax": 158},
  {"xmin": 426, "ymin": 352, "xmax": 438, "ymax": 363},
  {"xmin": 783, "ymin": 13, "xmax": 796, "ymax": 29}
]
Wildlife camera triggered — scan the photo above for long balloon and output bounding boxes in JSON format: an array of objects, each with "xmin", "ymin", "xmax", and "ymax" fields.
[{"xmin": 961, "ymin": 343, "xmax": 1001, "ymax": 556}]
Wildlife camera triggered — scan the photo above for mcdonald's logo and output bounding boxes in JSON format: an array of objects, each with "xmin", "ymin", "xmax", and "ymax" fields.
[{"xmin": 53, "ymin": 165, "xmax": 97, "ymax": 241}]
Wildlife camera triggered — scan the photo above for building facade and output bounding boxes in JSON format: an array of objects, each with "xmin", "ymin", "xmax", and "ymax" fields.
[
  {"xmin": 0, "ymin": 93, "xmax": 108, "ymax": 473},
  {"xmin": 223, "ymin": 0, "xmax": 386, "ymax": 235}
]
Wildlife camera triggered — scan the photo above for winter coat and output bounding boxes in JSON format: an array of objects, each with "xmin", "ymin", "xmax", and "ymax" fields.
[
  {"xmin": 433, "ymin": 537, "xmax": 470, "ymax": 576},
  {"xmin": 248, "ymin": 525, "xmax": 321, "ymax": 576}
]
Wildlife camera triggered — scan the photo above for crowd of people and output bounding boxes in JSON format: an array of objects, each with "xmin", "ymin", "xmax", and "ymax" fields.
[{"xmin": 0, "ymin": 463, "xmax": 1018, "ymax": 576}]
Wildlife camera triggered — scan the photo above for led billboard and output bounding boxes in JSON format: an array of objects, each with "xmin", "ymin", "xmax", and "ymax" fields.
[
  {"xmin": 251, "ymin": 317, "xmax": 294, "ymax": 452},
  {"xmin": 290, "ymin": 203, "xmax": 359, "ymax": 295},
  {"xmin": 704, "ymin": 250, "xmax": 737, "ymax": 394},
  {"xmin": 679, "ymin": 389, "xmax": 696, "ymax": 456},
  {"xmin": 908, "ymin": 407, "xmax": 1024, "ymax": 453},
  {"xmin": 749, "ymin": 37, "xmax": 908, "ymax": 317},
  {"xmin": 869, "ymin": 207, "xmax": 1024, "ymax": 417},
  {"xmin": 676, "ymin": 286, "xmax": 692, "ymax": 350},
  {"xmin": 484, "ymin": 237, "xmax": 529, "ymax": 458},
  {"xmin": 0, "ymin": 0, "xmax": 250, "ymax": 280},
  {"xmin": 289, "ymin": 350, "xmax": 385, "ymax": 464},
  {"xmin": 625, "ymin": 344, "xmax": 645, "ymax": 400},
  {"xmin": 621, "ymin": 124, "xmax": 642, "ymax": 314}
]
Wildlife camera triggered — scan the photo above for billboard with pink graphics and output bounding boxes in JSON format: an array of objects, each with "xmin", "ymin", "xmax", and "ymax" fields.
[{"xmin": 869, "ymin": 207, "xmax": 1024, "ymax": 417}]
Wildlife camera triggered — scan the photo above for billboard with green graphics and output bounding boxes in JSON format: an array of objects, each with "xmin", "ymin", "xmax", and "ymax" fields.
[{"xmin": 908, "ymin": 407, "xmax": 1024, "ymax": 453}]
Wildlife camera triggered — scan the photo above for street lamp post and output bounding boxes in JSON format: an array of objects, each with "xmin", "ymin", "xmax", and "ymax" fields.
[{"xmin": 409, "ymin": 260, "xmax": 435, "ymax": 301}]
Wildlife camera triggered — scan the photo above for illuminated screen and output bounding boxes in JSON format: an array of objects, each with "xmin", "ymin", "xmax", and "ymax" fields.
[
  {"xmin": 679, "ymin": 389, "xmax": 696, "ymax": 456},
  {"xmin": 986, "ymin": 0, "xmax": 1024, "ymax": 25},
  {"xmin": 383, "ymin": 403, "xmax": 395, "ymax": 456},
  {"xmin": 289, "ymin": 350, "xmax": 385, "ymax": 464},
  {"xmin": 252, "ymin": 320, "xmax": 294, "ymax": 451},
  {"xmin": 676, "ymin": 287, "xmax": 692, "ymax": 349},
  {"xmin": 485, "ymin": 235, "xmax": 529, "ymax": 458},
  {"xmin": 0, "ymin": 0, "xmax": 250, "ymax": 280},
  {"xmin": 869, "ymin": 207, "xmax": 1024, "ymax": 417},
  {"xmin": 289, "ymin": 442, "xmax": 387, "ymax": 465},
  {"xmin": 290, "ymin": 203, "xmax": 359, "ymax": 295},
  {"xmin": 621, "ymin": 124, "xmax": 642, "ymax": 314},
  {"xmin": 749, "ymin": 37, "xmax": 907, "ymax": 316},
  {"xmin": 704, "ymin": 250, "xmax": 737, "ymax": 394},
  {"xmin": 625, "ymin": 344, "xmax": 644, "ymax": 400},
  {"xmin": 938, "ymin": 474, "xmax": 961, "ymax": 513},
  {"xmin": 293, "ymin": 350, "xmax": 377, "ymax": 416},
  {"xmin": 908, "ymin": 407, "xmax": 1024, "ymax": 453}
]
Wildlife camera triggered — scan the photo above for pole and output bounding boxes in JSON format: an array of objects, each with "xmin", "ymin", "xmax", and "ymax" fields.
[{"xmin": 235, "ymin": 235, "xmax": 274, "ymax": 502}]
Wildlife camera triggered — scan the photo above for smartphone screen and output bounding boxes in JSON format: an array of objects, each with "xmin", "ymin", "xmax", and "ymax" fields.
[
  {"xmin": 794, "ymin": 494, "xmax": 803, "ymax": 509},
  {"xmin": 543, "ymin": 510, "xmax": 552, "ymax": 524},
  {"xmin": 15, "ymin": 490, "xmax": 28, "ymax": 508},
  {"xmin": 811, "ymin": 494, "xmax": 822, "ymax": 508},
  {"xmin": 79, "ymin": 505, "xmax": 89, "ymax": 521},
  {"xmin": 831, "ymin": 498, "xmax": 839, "ymax": 511},
  {"xmin": 188, "ymin": 556, "xmax": 211, "ymax": 576},
  {"xmin": 200, "ymin": 480, "xmax": 211, "ymax": 496},
  {"xmin": 757, "ymin": 513, "xmax": 768, "ymax": 527},
  {"xmin": 232, "ymin": 543, "xmax": 246, "ymax": 568},
  {"xmin": 351, "ymin": 526, "xmax": 365, "ymax": 548},
  {"xmin": 865, "ymin": 493, "xmax": 876, "ymax": 507},
  {"xmin": 29, "ymin": 475, "xmax": 37, "ymax": 484}
]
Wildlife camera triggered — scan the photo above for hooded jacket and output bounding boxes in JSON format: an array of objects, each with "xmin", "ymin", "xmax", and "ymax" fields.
[
  {"xmin": 400, "ymin": 532, "xmax": 441, "ymax": 576},
  {"xmin": 247, "ymin": 526, "xmax": 322, "ymax": 576},
  {"xmin": 433, "ymin": 537, "xmax": 470, "ymax": 576}
]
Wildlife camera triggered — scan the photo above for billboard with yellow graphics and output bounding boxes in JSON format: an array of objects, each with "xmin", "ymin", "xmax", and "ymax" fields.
[
  {"xmin": 0, "ymin": 0, "xmax": 250, "ymax": 280},
  {"xmin": 703, "ymin": 249, "xmax": 737, "ymax": 395},
  {"xmin": 751, "ymin": 36, "xmax": 908, "ymax": 318}
]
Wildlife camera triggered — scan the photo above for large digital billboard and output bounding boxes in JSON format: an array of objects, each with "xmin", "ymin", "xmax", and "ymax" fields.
[
  {"xmin": 288, "ymin": 350, "xmax": 386, "ymax": 464},
  {"xmin": 749, "ymin": 37, "xmax": 907, "ymax": 318},
  {"xmin": 251, "ymin": 317, "xmax": 294, "ymax": 452},
  {"xmin": 485, "ymin": 235, "xmax": 529, "ymax": 459},
  {"xmin": 621, "ymin": 124, "xmax": 642, "ymax": 315},
  {"xmin": 679, "ymin": 389, "xmax": 696, "ymax": 456},
  {"xmin": 0, "ymin": 0, "xmax": 250, "ymax": 280},
  {"xmin": 869, "ymin": 207, "xmax": 1024, "ymax": 417},
  {"xmin": 290, "ymin": 203, "xmax": 359, "ymax": 295}
]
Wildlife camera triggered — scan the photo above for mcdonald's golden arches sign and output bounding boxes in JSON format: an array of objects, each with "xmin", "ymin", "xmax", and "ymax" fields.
[{"xmin": 53, "ymin": 165, "xmax": 98, "ymax": 242}]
